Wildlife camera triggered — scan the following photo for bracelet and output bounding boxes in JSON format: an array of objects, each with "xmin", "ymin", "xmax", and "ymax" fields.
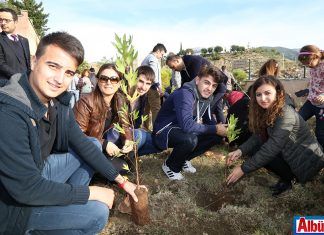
[{"xmin": 118, "ymin": 178, "xmax": 127, "ymax": 189}]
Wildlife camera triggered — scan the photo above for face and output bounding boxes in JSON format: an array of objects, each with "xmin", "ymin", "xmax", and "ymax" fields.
[
  {"xmin": 195, "ymin": 75, "xmax": 218, "ymax": 99},
  {"xmin": 156, "ymin": 50, "xmax": 166, "ymax": 60},
  {"xmin": 167, "ymin": 59, "xmax": 185, "ymax": 71},
  {"xmin": 255, "ymin": 84, "xmax": 277, "ymax": 109},
  {"xmin": 299, "ymin": 55, "xmax": 320, "ymax": 68},
  {"xmin": 136, "ymin": 74, "xmax": 152, "ymax": 96},
  {"xmin": 0, "ymin": 11, "xmax": 17, "ymax": 33},
  {"xmin": 29, "ymin": 45, "xmax": 78, "ymax": 105},
  {"xmin": 97, "ymin": 68, "xmax": 121, "ymax": 97}
]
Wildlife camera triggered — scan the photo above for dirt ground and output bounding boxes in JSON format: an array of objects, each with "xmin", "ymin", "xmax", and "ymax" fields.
[{"xmin": 93, "ymin": 146, "xmax": 324, "ymax": 235}]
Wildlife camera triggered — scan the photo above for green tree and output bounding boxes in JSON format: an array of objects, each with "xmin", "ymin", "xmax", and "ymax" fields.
[
  {"xmin": 201, "ymin": 48, "xmax": 207, "ymax": 56},
  {"xmin": 214, "ymin": 46, "xmax": 223, "ymax": 53},
  {"xmin": 232, "ymin": 69, "xmax": 247, "ymax": 82},
  {"xmin": 207, "ymin": 47, "xmax": 213, "ymax": 54},
  {"xmin": 78, "ymin": 60, "xmax": 90, "ymax": 73},
  {"xmin": 161, "ymin": 67, "xmax": 171, "ymax": 91},
  {"xmin": 7, "ymin": 0, "xmax": 49, "ymax": 37}
]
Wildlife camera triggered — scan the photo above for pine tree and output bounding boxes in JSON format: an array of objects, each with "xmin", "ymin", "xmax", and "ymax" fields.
[{"xmin": 7, "ymin": 0, "xmax": 49, "ymax": 37}]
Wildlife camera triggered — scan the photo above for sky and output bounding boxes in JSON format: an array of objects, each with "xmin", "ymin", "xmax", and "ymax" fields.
[{"xmin": 41, "ymin": 0, "xmax": 324, "ymax": 63}]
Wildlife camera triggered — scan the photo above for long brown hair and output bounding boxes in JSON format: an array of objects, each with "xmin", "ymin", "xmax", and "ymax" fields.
[
  {"xmin": 259, "ymin": 59, "xmax": 279, "ymax": 77},
  {"xmin": 248, "ymin": 76, "xmax": 285, "ymax": 133},
  {"xmin": 92, "ymin": 63, "xmax": 123, "ymax": 117}
]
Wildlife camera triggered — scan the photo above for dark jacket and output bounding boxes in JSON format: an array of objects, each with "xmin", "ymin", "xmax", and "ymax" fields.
[
  {"xmin": 0, "ymin": 32, "xmax": 31, "ymax": 80},
  {"xmin": 73, "ymin": 91, "xmax": 132, "ymax": 144},
  {"xmin": 180, "ymin": 55, "xmax": 211, "ymax": 85},
  {"xmin": 153, "ymin": 79, "xmax": 217, "ymax": 150},
  {"xmin": 0, "ymin": 74, "xmax": 119, "ymax": 235},
  {"xmin": 240, "ymin": 105, "xmax": 324, "ymax": 183}
]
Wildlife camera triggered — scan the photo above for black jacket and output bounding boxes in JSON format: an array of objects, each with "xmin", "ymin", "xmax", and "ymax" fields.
[
  {"xmin": 240, "ymin": 105, "xmax": 324, "ymax": 183},
  {"xmin": 0, "ymin": 32, "xmax": 31, "ymax": 80},
  {"xmin": 0, "ymin": 73, "xmax": 118, "ymax": 235}
]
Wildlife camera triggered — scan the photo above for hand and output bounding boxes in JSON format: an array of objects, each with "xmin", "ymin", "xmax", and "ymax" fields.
[
  {"xmin": 121, "ymin": 140, "xmax": 133, "ymax": 154},
  {"xmin": 216, "ymin": 123, "xmax": 228, "ymax": 137},
  {"xmin": 123, "ymin": 181, "xmax": 148, "ymax": 202},
  {"xmin": 106, "ymin": 142, "xmax": 121, "ymax": 156},
  {"xmin": 313, "ymin": 95, "xmax": 324, "ymax": 105},
  {"xmin": 226, "ymin": 149, "xmax": 242, "ymax": 166},
  {"xmin": 89, "ymin": 186, "xmax": 115, "ymax": 209},
  {"xmin": 115, "ymin": 175, "xmax": 148, "ymax": 202},
  {"xmin": 226, "ymin": 166, "xmax": 244, "ymax": 185},
  {"xmin": 157, "ymin": 87, "xmax": 164, "ymax": 97}
]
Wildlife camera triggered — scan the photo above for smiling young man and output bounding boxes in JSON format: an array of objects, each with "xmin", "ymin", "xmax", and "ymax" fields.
[
  {"xmin": 121, "ymin": 65, "xmax": 161, "ymax": 156},
  {"xmin": 0, "ymin": 8, "xmax": 31, "ymax": 80},
  {"xmin": 153, "ymin": 65, "xmax": 228, "ymax": 180},
  {"xmin": 0, "ymin": 32, "xmax": 143, "ymax": 235}
]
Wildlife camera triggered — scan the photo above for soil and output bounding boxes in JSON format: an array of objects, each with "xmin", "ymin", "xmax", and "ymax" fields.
[{"xmin": 97, "ymin": 147, "xmax": 324, "ymax": 235}]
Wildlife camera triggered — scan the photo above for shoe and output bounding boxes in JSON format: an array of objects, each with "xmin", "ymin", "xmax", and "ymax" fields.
[
  {"xmin": 162, "ymin": 161, "xmax": 184, "ymax": 180},
  {"xmin": 271, "ymin": 181, "xmax": 292, "ymax": 197},
  {"xmin": 182, "ymin": 160, "xmax": 197, "ymax": 173},
  {"xmin": 269, "ymin": 179, "xmax": 291, "ymax": 190}
]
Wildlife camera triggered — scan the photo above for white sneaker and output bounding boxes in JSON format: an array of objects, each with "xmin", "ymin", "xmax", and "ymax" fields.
[
  {"xmin": 182, "ymin": 160, "xmax": 196, "ymax": 173},
  {"xmin": 162, "ymin": 161, "xmax": 184, "ymax": 180}
]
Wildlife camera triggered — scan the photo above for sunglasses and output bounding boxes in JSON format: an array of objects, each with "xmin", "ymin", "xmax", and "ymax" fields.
[{"xmin": 98, "ymin": 75, "xmax": 120, "ymax": 84}]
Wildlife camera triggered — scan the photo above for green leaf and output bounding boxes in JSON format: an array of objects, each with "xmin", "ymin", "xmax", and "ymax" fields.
[{"xmin": 227, "ymin": 114, "xmax": 241, "ymax": 143}]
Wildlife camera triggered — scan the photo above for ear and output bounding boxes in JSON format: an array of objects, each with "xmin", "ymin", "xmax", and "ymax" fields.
[
  {"xmin": 195, "ymin": 76, "xmax": 200, "ymax": 85},
  {"xmin": 31, "ymin": 55, "xmax": 37, "ymax": 71}
]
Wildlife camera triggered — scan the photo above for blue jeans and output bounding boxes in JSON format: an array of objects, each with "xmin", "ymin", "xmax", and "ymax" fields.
[
  {"xmin": 299, "ymin": 100, "xmax": 324, "ymax": 149},
  {"xmin": 25, "ymin": 137, "xmax": 109, "ymax": 235},
  {"xmin": 105, "ymin": 128, "xmax": 160, "ymax": 156}
]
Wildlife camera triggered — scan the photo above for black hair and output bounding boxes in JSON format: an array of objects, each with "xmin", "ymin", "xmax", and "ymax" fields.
[{"xmin": 35, "ymin": 32, "xmax": 84, "ymax": 66}]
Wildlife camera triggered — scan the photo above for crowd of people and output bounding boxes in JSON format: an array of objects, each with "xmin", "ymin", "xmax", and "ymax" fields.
[{"xmin": 0, "ymin": 6, "xmax": 324, "ymax": 234}]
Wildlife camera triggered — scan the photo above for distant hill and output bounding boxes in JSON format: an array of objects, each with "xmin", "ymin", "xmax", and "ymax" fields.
[{"xmin": 259, "ymin": 46, "xmax": 299, "ymax": 61}]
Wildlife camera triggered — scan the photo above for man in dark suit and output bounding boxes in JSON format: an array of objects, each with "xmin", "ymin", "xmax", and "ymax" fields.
[{"xmin": 0, "ymin": 8, "xmax": 31, "ymax": 80}]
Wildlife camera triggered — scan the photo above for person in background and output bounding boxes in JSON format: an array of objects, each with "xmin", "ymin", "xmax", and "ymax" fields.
[
  {"xmin": 226, "ymin": 76, "xmax": 324, "ymax": 196},
  {"xmin": 153, "ymin": 65, "xmax": 227, "ymax": 180},
  {"xmin": 68, "ymin": 69, "xmax": 80, "ymax": 108},
  {"xmin": 141, "ymin": 43, "xmax": 167, "ymax": 129},
  {"xmin": 73, "ymin": 63, "xmax": 134, "ymax": 174},
  {"xmin": 221, "ymin": 65, "xmax": 234, "ymax": 92},
  {"xmin": 0, "ymin": 31, "xmax": 144, "ymax": 234},
  {"xmin": 297, "ymin": 45, "xmax": 324, "ymax": 148},
  {"xmin": 0, "ymin": 8, "xmax": 31, "ymax": 80},
  {"xmin": 258, "ymin": 59, "xmax": 279, "ymax": 77},
  {"xmin": 78, "ymin": 68, "xmax": 92, "ymax": 96},
  {"xmin": 89, "ymin": 67, "xmax": 97, "ymax": 89}
]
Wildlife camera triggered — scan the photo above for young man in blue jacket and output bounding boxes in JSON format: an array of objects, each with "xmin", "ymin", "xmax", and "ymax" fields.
[
  {"xmin": 153, "ymin": 65, "xmax": 228, "ymax": 180},
  {"xmin": 166, "ymin": 54, "xmax": 227, "ymax": 123},
  {"xmin": 0, "ymin": 32, "xmax": 144, "ymax": 235}
]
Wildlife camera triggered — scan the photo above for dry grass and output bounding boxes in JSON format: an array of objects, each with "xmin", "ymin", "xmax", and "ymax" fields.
[{"xmin": 95, "ymin": 146, "xmax": 324, "ymax": 235}]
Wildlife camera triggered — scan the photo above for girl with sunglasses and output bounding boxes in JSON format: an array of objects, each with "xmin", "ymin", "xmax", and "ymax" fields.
[
  {"xmin": 298, "ymin": 45, "xmax": 324, "ymax": 148},
  {"xmin": 73, "ymin": 63, "xmax": 133, "ymax": 174}
]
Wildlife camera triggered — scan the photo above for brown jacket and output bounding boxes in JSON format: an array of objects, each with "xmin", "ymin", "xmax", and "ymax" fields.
[{"xmin": 73, "ymin": 91, "xmax": 131, "ymax": 145}]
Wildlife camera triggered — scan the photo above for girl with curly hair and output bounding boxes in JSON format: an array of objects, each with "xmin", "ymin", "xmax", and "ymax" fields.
[{"xmin": 226, "ymin": 76, "xmax": 324, "ymax": 196}]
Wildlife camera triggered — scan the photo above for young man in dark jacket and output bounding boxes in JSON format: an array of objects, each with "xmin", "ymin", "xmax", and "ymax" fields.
[
  {"xmin": 166, "ymin": 54, "xmax": 227, "ymax": 123},
  {"xmin": 153, "ymin": 65, "xmax": 228, "ymax": 180},
  {"xmin": 0, "ymin": 32, "xmax": 144, "ymax": 235}
]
